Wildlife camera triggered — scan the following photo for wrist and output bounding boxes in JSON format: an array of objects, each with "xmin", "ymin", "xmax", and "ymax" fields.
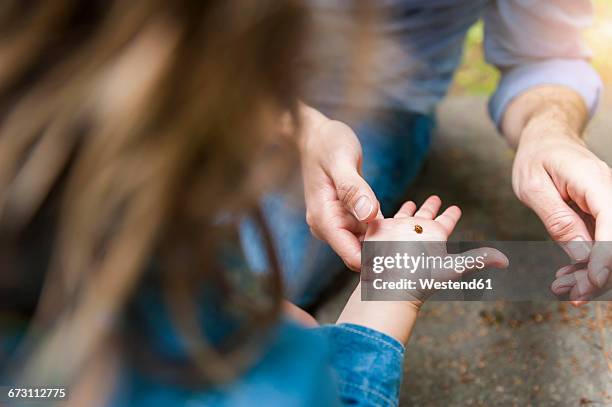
[
  {"xmin": 337, "ymin": 283, "xmax": 419, "ymax": 345},
  {"xmin": 502, "ymin": 85, "xmax": 588, "ymax": 148},
  {"xmin": 519, "ymin": 106, "xmax": 584, "ymax": 146}
]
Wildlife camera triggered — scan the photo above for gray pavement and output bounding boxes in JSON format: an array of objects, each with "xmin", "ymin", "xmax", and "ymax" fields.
[{"xmin": 315, "ymin": 94, "xmax": 612, "ymax": 406}]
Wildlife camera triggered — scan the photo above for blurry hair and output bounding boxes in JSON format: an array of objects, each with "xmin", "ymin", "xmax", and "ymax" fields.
[
  {"xmin": 0, "ymin": 0, "xmax": 384, "ymax": 399},
  {"xmin": 0, "ymin": 0, "xmax": 307, "ymax": 389}
]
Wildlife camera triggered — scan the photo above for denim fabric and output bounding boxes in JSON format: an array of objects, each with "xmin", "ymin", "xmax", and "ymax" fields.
[
  {"xmin": 316, "ymin": 324, "xmax": 406, "ymax": 407},
  {"xmin": 110, "ymin": 322, "xmax": 404, "ymax": 407},
  {"xmin": 241, "ymin": 110, "xmax": 434, "ymax": 306}
]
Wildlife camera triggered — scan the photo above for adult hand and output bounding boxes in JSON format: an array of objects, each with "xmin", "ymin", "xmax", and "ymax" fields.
[
  {"xmin": 300, "ymin": 105, "xmax": 380, "ymax": 271},
  {"xmin": 513, "ymin": 128, "xmax": 612, "ymax": 300},
  {"xmin": 505, "ymin": 87, "xmax": 612, "ymax": 301}
]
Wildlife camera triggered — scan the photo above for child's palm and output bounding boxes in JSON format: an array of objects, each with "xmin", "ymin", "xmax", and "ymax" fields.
[
  {"xmin": 363, "ymin": 196, "xmax": 508, "ymax": 304},
  {"xmin": 365, "ymin": 196, "xmax": 460, "ymax": 242}
]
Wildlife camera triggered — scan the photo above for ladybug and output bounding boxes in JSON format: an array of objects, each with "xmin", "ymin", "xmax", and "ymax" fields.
[{"xmin": 414, "ymin": 224, "xmax": 423, "ymax": 234}]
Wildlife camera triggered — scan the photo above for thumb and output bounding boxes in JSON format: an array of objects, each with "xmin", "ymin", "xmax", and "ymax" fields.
[
  {"xmin": 431, "ymin": 248, "xmax": 508, "ymax": 283},
  {"xmin": 522, "ymin": 177, "xmax": 592, "ymax": 262},
  {"xmin": 452, "ymin": 247, "xmax": 509, "ymax": 275},
  {"xmin": 332, "ymin": 166, "xmax": 379, "ymax": 223}
]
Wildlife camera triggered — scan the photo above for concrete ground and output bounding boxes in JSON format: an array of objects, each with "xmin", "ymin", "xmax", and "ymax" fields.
[{"xmin": 315, "ymin": 94, "xmax": 612, "ymax": 406}]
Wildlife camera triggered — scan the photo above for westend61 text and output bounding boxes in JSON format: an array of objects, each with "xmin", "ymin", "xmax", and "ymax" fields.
[{"xmin": 372, "ymin": 278, "xmax": 493, "ymax": 291}]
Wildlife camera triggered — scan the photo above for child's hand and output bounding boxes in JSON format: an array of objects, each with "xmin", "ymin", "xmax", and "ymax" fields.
[
  {"xmin": 365, "ymin": 195, "xmax": 462, "ymax": 242},
  {"xmin": 364, "ymin": 196, "xmax": 508, "ymax": 304},
  {"xmin": 283, "ymin": 301, "xmax": 318, "ymax": 327},
  {"xmin": 337, "ymin": 196, "xmax": 508, "ymax": 344}
]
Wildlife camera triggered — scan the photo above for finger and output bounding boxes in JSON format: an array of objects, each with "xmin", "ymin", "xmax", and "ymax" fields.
[
  {"xmin": 568, "ymin": 269, "xmax": 596, "ymax": 301},
  {"xmin": 309, "ymin": 226, "xmax": 324, "ymax": 241},
  {"xmin": 414, "ymin": 195, "xmax": 442, "ymax": 220},
  {"xmin": 558, "ymin": 240, "xmax": 593, "ymax": 264},
  {"xmin": 394, "ymin": 201, "xmax": 417, "ymax": 219},
  {"xmin": 449, "ymin": 247, "xmax": 509, "ymax": 275},
  {"xmin": 310, "ymin": 219, "xmax": 367, "ymax": 244},
  {"xmin": 435, "ymin": 205, "xmax": 462, "ymax": 235},
  {"xmin": 570, "ymin": 202, "xmax": 596, "ymax": 239},
  {"xmin": 324, "ymin": 227, "xmax": 363, "ymax": 271},
  {"xmin": 550, "ymin": 273, "xmax": 577, "ymax": 296},
  {"xmin": 333, "ymin": 165, "xmax": 380, "ymax": 223},
  {"xmin": 595, "ymin": 210, "xmax": 612, "ymax": 241},
  {"xmin": 308, "ymin": 203, "xmax": 365, "ymax": 239},
  {"xmin": 587, "ymin": 242, "xmax": 612, "ymax": 288},
  {"xmin": 523, "ymin": 176, "xmax": 592, "ymax": 261},
  {"xmin": 555, "ymin": 263, "xmax": 583, "ymax": 278},
  {"xmin": 581, "ymin": 171, "xmax": 612, "ymax": 286},
  {"xmin": 580, "ymin": 165, "xmax": 612, "ymax": 241},
  {"xmin": 564, "ymin": 269, "xmax": 612, "ymax": 305}
]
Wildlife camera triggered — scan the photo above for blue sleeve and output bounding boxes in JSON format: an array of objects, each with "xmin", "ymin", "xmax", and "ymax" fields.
[
  {"xmin": 314, "ymin": 323, "xmax": 405, "ymax": 407},
  {"xmin": 483, "ymin": 0, "xmax": 603, "ymax": 126}
]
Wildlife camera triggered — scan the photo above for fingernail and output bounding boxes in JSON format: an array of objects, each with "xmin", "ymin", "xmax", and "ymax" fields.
[
  {"xmin": 568, "ymin": 237, "xmax": 590, "ymax": 262},
  {"xmin": 354, "ymin": 196, "xmax": 373, "ymax": 221},
  {"xmin": 551, "ymin": 275, "xmax": 576, "ymax": 294},
  {"xmin": 556, "ymin": 264, "xmax": 577, "ymax": 278},
  {"xmin": 596, "ymin": 267, "xmax": 610, "ymax": 288},
  {"xmin": 576, "ymin": 275, "xmax": 591, "ymax": 297}
]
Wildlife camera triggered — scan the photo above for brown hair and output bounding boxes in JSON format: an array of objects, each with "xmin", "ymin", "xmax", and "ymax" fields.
[
  {"xmin": 0, "ymin": 0, "xmax": 306, "ymax": 391},
  {"xmin": 0, "ymin": 0, "xmax": 386, "ymax": 399}
]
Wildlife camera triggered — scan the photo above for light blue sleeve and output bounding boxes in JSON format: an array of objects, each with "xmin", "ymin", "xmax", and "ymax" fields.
[{"xmin": 484, "ymin": 0, "xmax": 603, "ymax": 126}]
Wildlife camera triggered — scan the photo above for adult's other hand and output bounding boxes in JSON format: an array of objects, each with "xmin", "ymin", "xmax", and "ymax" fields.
[{"xmin": 504, "ymin": 87, "xmax": 612, "ymax": 301}]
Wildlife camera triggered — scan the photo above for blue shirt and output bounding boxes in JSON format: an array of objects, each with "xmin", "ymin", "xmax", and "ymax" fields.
[
  {"xmin": 113, "ymin": 322, "xmax": 405, "ymax": 407},
  {"xmin": 308, "ymin": 0, "xmax": 602, "ymax": 126}
]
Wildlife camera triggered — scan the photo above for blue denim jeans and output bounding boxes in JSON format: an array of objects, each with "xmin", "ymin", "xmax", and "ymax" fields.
[{"xmin": 241, "ymin": 110, "xmax": 434, "ymax": 305}]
